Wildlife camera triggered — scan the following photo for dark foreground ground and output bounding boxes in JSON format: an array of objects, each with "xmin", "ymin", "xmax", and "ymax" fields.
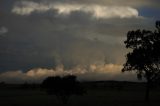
[{"xmin": 0, "ymin": 81, "xmax": 160, "ymax": 106}]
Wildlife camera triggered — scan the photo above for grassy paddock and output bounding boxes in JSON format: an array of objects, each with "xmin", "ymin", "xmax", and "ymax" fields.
[{"xmin": 0, "ymin": 82, "xmax": 160, "ymax": 106}]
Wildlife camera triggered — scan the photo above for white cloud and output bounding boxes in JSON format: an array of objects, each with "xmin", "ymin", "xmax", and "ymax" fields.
[
  {"xmin": 54, "ymin": 4, "xmax": 139, "ymax": 19},
  {"xmin": 12, "ymin": 1, "xmax": 139, "ymax": 19},
  {"xmin": 0, "ymin": 64, "xmax": 137, "ymax": 83},
  {"xmin": 90, "ymin": 64, "xmax": 123, "ymax": 73},
  {"xmin": 0, "ymin": 26, "xmax": 8, "ymax": 35}
]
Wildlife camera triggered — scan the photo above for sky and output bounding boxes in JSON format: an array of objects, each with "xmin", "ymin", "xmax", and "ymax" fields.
[{"xmin": 0, "ymin": 0, "xmax": 160, "ymax": 83}]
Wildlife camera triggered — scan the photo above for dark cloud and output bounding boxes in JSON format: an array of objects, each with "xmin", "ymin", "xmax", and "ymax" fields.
[{"xmin": 0, "ymin": 0, "xmax": 159, "ymax": 82}]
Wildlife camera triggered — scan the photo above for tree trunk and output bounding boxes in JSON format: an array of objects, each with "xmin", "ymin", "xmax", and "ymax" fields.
[{"xmin": 145, "ymin": 80, "xmax": 150, "ymax": 102}]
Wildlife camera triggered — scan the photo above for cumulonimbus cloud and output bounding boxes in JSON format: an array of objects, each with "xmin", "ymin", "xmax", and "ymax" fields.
[{"xmin": 12, "ymin": 1, "xmax": 139, "ymax": 19}]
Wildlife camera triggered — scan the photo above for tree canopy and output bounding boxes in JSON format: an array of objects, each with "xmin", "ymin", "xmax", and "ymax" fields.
[
  {"xmin": 122, "ymin": 21, "xmax": 160, "ymax": 101},
  {"xmin": 41, "ymin": 75, "xmax": 85, "ymax": 104}
]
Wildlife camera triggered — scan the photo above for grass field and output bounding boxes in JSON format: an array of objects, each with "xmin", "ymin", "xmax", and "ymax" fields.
[{"xmin": 0, "ymin": 82, "xmax": 160, "ymax": 106}]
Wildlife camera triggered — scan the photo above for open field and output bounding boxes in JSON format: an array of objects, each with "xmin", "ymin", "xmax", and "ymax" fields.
[{"xmin": 0, "ymin": 81, "xmax": 160, "ymax": 106}]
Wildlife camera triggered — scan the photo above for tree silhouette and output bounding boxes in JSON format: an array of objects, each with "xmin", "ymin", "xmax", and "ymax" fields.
[
  {"xmin": 122, "ymin": 21, "xmax": 160, "ymax": 101},
  {"xmin": 41, "ymin": 75, "xmax": 85, "ymax": 104}
]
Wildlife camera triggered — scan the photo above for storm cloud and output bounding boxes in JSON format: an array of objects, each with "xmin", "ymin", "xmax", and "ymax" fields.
[{"xmin": 0, "ymin": 0, "xmax": 159, "ymax": 82}]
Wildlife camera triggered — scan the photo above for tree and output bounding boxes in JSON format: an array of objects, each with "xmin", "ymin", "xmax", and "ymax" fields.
[
  {"xmin": 122, "ymin": 21, "xmax": 160, "ymax": 101},
  {"xmin": 41, "ymin": 75, "xmax": 85, "ymax": 104}
]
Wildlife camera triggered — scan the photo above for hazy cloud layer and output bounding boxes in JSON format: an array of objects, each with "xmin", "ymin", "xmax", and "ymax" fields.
[
  {"xmin": 0, "ymin": 64, "xmax": 138, "ymax": 83},
  {"xmin": 0, "ymin": 0, "xmax": 159, "ymax": 82}
]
